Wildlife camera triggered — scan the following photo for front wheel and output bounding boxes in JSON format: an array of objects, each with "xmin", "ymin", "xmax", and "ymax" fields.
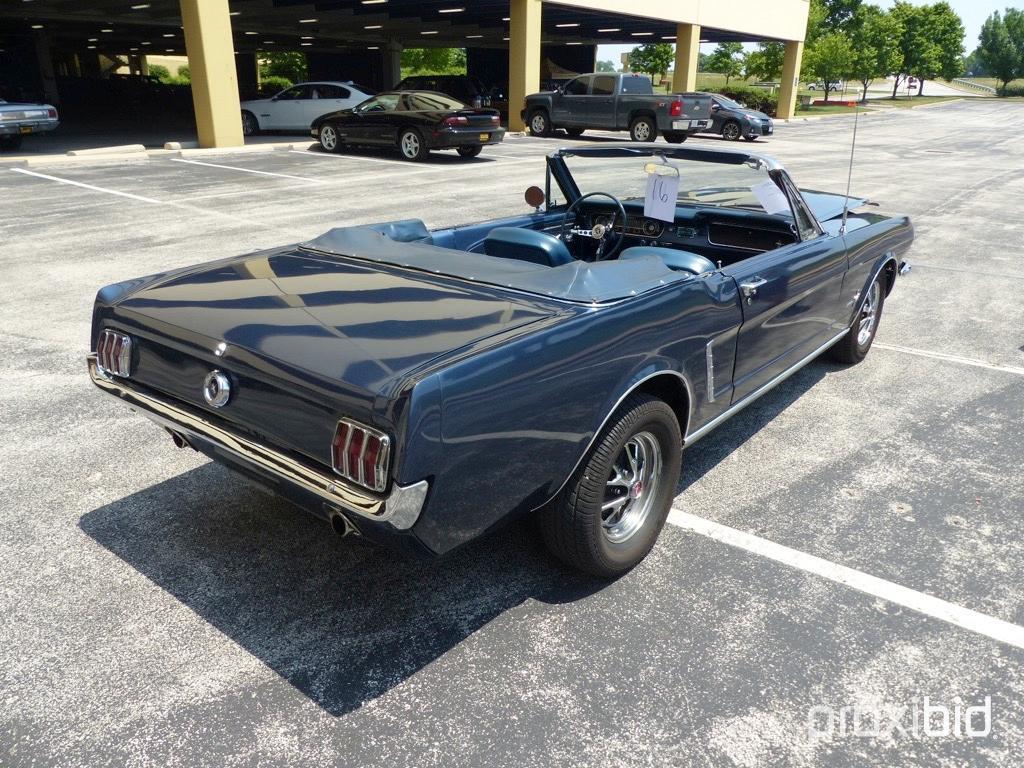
[
  {"xmin": 457, "ymin": 145, "xmax": 483, "ymax": 158},
  {"xmin": 398, "ymin": 128, "xmax": 427, "ymax": 161},
  {"xmin": 629, "ymin": 116, "xmax": 657, "ymax": 142},
  {"xmin": 539, "ymin": 393, "xmax": 682, "ymax": 577},
  {"xmin": 663, "ymin": 131, "xmax": 687, "ymax": 144},
  {"xmin": 529, "ymin": 110, "xmax": 552, "ymax": 137},
  {"xmin": 828, "ymin": 274, "xmax": 886, "ymax": 364},
  {"xmin": 318, "ymin": 123, "xmax": 340, "ymax": 153},
  {"xmin": 721, "ymin": 121, "xmax": 742, "ymax": 141},
  {"xmin": 241, "ymin": 111, "xmax": 260, "ymax": 137}
]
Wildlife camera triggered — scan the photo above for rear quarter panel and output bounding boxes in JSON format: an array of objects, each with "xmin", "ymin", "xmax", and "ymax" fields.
[{"xmin": 834, "ymin": 213, "xmax": 914, "ymax": 324}]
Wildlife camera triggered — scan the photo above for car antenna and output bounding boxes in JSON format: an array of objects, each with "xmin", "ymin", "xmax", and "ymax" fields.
[{"xmin": 840, "ymin": 101, "xmax": 861, "ymax": 236}]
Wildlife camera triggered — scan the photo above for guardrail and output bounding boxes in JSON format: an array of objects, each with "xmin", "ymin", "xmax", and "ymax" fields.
[{"xmin": 952, "ymin": 78, "xmax": 997, "ymax": 94}]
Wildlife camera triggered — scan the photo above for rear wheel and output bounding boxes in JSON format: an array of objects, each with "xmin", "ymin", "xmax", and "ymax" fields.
[
  {"xmin": 318, "ymin": 124, "xmax": 340, "ymax": 153},
  {"xmin": 539, "ymin": 393, "xmax": 682, "ymax": 577},
  {"xmin": 565, "ymin": 127, "xmax": 585, "ymax": 138},
  {"xmin": 398, "ymin": 128, "xmax": 427, "ymax": 161},
  {"xmin": 663, "ymin": 131, "xmax": 687, "ymax": 144},
  {"xmin": 0, "ymin": 135, "xmax": 24, "ymax": 151},
  {"xmin": 529, "ymin": 109, "xmax": 552, "ymax": 137},
  {"xmin": 722, "ymin": 120, "xmax": 742, "ymax": 141},
  {"xmin": 629, "ymin": 116, "xmax": 657, "ymax": 142},
  {"xmin": 828, "ymin": 274, "xmax": 885, "ymax": 364},
  {"xmin": 457, "ymin": 145, "xmax": 483, "ymax": 158},
  {"xmin": 241, "ymin": 111, "xmax": 259, "ymax": 137}
]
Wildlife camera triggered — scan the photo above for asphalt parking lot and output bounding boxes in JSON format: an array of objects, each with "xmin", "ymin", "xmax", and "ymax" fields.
[{"xmin": 2, "ymin": 99, "xmax": 1023, "ymax": 767}]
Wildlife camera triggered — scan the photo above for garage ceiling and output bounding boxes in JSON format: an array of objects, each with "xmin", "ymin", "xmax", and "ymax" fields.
[{"xmin": 0, "ymin": 0, "xmax": 760, "ymax": 57}]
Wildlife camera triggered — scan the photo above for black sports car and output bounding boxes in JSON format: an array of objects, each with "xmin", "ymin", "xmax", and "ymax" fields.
[{"xmin": 311, "ymin": 90, "xmax": 505, "ymax": 161}]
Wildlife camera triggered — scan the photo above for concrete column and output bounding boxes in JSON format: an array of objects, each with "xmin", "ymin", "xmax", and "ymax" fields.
[
  {"xmin": 384, "ymin": 40, "xmax": 403, "ymax": 90},
  {"xmin": 180, "ymin": 0, "xmax": 243, "ymax": 147},
  {"xmin": 508, "ymin": 0, "xmax": 542, "ymax": 132},
  {"xmin": 139, "ymin": 55, "xmax": 149, "ymax": 77},
  {"xmin": 673, "ymin": 23, "xmax": 700, "ymax": 93},
  {"xmin": 32, "ymin": 30, "xmax": 60, "ymax": 105},
  {"xmin": 777, "ymin": 40, "xmax": 803, "ymax": 120}
]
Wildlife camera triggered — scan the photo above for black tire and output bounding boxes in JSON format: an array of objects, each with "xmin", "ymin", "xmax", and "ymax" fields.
[
  {"xmin": 539, "ymin": 393, "xmax": 682, "ymax": 578},
  {"xmin": 0, "ymin": 135, "xmax": 24, "ymax": 151},
  {"xmin": 565, "ymin": 127, "xmax": 585, "ymax": 138},
  {"xmin": 318, "ymin": 123, "xmax": 341, "ymax": 153},
  {"xmin": 629, "ymin": 116, "xmax": 657, "ymax": 142},
  {"xmin": 457, "ymin": 145, "xmax": 483, "ymax": 158},
  {"xmin": 828, "ymin": 273, "xmax": 886, "ymax": 364},
  {"xmin": 663, "ymin": 131, "xmax": 687, "ymax": 144},
  {"xmin": 241, "ymin": 111, "xmax": 260, "ymax": 137},
  {"xmin": 398, "ymin": 128, "xmax": 428, "ymax": 161},
  {"xmin": 721, "ymin": 121, "xmax": 742, "ymax": 141},
  {"xmin": 528, "ymin": 109, "xmax": 552, "ymax": 137}
]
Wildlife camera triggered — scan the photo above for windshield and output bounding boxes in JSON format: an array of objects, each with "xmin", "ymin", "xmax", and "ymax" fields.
[{"xmin": 561, "ymin": 153, "xmax": 791, "ymax": 215}]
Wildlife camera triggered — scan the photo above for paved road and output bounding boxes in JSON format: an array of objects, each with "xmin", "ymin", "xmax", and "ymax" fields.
[{"xmin": 1, "ymin": 99, "xmax": 1023, "ymax": 767}]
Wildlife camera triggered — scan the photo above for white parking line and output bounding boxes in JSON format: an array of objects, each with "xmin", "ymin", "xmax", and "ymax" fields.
[
  {"xmin": 668, "ymin": 509, "xmax": 1024, "ymax": 651},
  {"xmin": 170, "ymin": 157, "xmax": 323, "ymax": 182},
  {"xmin": 9, "ymin": 167, "xmax": 162, "ymax": 204},
  {"xmin": 289, "ymin": 150, "xmax": 415, "ymax": 168},
  {"xmin": 874, "ymin": 343, "xmax": 1024, "ymax": 376}
]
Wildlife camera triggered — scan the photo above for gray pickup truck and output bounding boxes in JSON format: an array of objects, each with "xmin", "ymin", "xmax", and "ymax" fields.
[{"xmin": 521, "ymin": 73, "xmax": 712, "ymax": 143}]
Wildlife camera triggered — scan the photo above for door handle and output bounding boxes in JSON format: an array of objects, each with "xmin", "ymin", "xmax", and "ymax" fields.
[{"xmin": 739, "ymin": 277, "xmax": 767, "ymax": 302}]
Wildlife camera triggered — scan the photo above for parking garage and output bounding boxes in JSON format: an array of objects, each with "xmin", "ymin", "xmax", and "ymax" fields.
[{"xmin": 0, "ymin": 0, "xmax": 810, "ymax": 148}]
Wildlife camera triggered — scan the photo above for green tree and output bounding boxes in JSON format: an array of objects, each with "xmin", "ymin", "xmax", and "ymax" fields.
[
  {"xmin": 628, "ymin": 43, "xmax": 674, "ymax": 82},
  {"xmin": 977, "ymin": 11, "xmax": 1020, "ymax": 94},
  {"xmin": 821, "ymin": 0, "xmax": 864, "ymax": 32},
  {"xmin": 890, "ymin": 1, "xmax": 964, "ymax": 97},
  {"xmin": 706, "ymin": 42, "xmax": 744, "ymax": 84},
  {"xmin": 963, "ymin": 48, "xmax": 987, "ymax": 76},
  {"xmin": 400, "ymin": 48, "xmax": 467, "ymax": 76},
  {"xmin": 848, "ymin": 5, "xmax": 903, "ymax": 101},
  {"xmin": 1006, "ymin": 9, "xmax": 1024, "ymax": 76},
  {"xmin": 148, "ymin": 64, "xmax": 170, "ymax": 82},
  {"xmin": 259, "ymin": 52, "xmax": 308, "ymax": 84},
  {"xmin": 176, "ymin": 65, "xmax": 190, "ymax": 83},
  {"xmin": 596, "ymin": 59, "xmax": 616, "ymax": 73},
  {"xmin": 743, "ymin": 42, "xmax": 786, "ymax": 81},
  {"xmin": 804, "ymin": 32, "xmax": 855, "ymax": 100}
]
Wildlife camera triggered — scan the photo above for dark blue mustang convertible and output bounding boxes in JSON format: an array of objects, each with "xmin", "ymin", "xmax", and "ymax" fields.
[{"xmin": 89, "ymin": 145, "xmax": 913, "ymax": 576}]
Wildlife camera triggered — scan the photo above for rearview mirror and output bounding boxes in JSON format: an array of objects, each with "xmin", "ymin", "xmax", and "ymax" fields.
[{"xmin": 524, "ymin": 185, "xmax": 545, "ymax": 210}]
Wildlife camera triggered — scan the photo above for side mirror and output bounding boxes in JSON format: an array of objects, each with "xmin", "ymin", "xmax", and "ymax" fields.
[
  {"xmin": 524, "ymin": 186, "xmax": 545, "ymax": 210},
  {"xmin": 711, "ymin": 103, "xmax": 720, "ymax": 111}
]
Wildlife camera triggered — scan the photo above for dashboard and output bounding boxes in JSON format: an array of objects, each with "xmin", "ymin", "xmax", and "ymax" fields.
[{"xmin": 586, "ymin": 205, "xmax": 797, "ymax": 261}]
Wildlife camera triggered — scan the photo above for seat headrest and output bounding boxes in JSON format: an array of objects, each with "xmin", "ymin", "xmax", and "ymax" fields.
[{"xmin": 483, "ymin": 227, "xmax": 575, "ymax": 267}]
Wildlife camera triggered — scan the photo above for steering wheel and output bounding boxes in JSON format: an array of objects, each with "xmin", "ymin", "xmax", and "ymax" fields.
[{"xmin": 559, "ymin": 192, "xmax": 628, "ymax": 261}]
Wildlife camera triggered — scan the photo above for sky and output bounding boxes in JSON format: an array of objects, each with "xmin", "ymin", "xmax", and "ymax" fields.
[{"xmin": 595, "ymin": 0, "xmax": 1002, "ymax": 65}]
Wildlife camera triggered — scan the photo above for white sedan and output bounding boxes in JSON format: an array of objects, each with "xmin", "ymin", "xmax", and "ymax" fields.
[{"xmin": 240, "ymin": 81, "xmax": 375, "ymax": 135}]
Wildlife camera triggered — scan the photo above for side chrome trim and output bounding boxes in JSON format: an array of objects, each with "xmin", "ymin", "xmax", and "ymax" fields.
[
  {"xmin": 86, "ymin": 355, "xmax": 427, "ymax": 531},
  {"xmin": 533, "ymin": 368, "xmax": 695, "ymax": 510},
  {"xmin": 705, "ymin": 340, "xmax": 716, "ymax": 403},
  {"xmin": 683, "ymin": 329, "xmax": 849, "ymax": 447}
]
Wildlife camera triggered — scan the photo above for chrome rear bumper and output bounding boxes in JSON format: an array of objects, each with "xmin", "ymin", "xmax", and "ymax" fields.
[{"xmin": 86, "ymin": 354, "xmax": 428, "ymax": 531}]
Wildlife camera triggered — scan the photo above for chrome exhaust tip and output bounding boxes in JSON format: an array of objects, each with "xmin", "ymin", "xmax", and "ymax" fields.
[
  {"xmin": 899, "ymin": 261, "xmax": 911, "ymax": 275},
  {"xmin": 330, "ymin": 511, "xmax": 358, "ymax": 538},
  {"xmin": 167, "ymin": 429, "xmax": 191, "ymax": 450}
]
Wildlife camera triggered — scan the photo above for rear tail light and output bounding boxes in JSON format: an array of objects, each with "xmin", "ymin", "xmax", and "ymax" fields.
[
  {"xmin": 444, "ymin": 116, "xmax": 469, "ymax": 127},
  {"xmin": 96, "ymin": 329, "xmax": 133, "ymax": 377},
  {"xmin": 490, "ymin": 114, "xmax": 500, "ymax": 125},
  {"xmin": 669, "ymin": 100, "xmax": 683, "ymax": 117},
  {"xmin": 47, "ymin": 108, "xmax": 58, "ymax": 119},
  {"xmin": 331, "ymin": 418, "xmax": 391, "ymax": 493}
]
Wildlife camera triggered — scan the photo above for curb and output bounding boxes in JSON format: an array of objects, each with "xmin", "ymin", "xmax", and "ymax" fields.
[{"xmin": 66, "ymin": 143, "xmax": 147, "ymax": 156}]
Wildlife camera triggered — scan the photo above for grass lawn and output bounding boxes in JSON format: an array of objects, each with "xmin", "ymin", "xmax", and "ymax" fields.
[
  {"xmin": 868, "ymin": 95, "xmax": 965, "ymax": 108},
  {"xmin": 796, "ymin": 104, "xmax": 861, "ymax": 115},
  {"xmin": 954, "ymin": 77, "xmax": 1024, "ymax": 90}
]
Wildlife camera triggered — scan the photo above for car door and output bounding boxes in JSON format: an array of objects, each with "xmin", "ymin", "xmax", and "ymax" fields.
[
  {"xmin": 588, "ymin": 74, "xmax": 617, "ymax": 129},
  {"xmin": 347, "ymin": 93, "xmax": 401, "ymax": 145},
  {"xmin": 265, "ymin": 85, "xmax": 311, "ymax": 130},
  {"xmin": 721, "ymin": 177, "xmax": 849, "ymax": 402},
  {"xmin": 307, "ymin": 84, "xmax": 350, "ymax": 125},
  {"xmin": 551, "ymin": 76, "xmax": 590, "ymax": 127}
]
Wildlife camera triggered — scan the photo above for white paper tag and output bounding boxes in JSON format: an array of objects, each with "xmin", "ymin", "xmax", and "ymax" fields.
[
  {"xmin": 752, "ymin": 179, "xmax": 791, "ymax": 215},
  {"xmin": 644, "ymin": 173, "xmax": 679, "ymax": 223}
]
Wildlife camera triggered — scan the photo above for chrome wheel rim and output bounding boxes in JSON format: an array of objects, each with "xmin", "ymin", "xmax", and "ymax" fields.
[
  {"xmin": 602, "ymin": 431, "xmax": 663, "ymax": 544},
  {"xmin": 401, "ymin": 131, "xmax": 420, "ymax": 158},
  {"xmin": 531, "ymin": 114, "xmax": 546, "ymax": 134},
  {"xmin": 634, "ymin": 121, "xmax": 651, "ymax": 141},
  {"xmin": 857, "ymin": 281, "xmax": 881, "ymax": 346},
  {"xmin": 320, "ymin": 125, "xmax": 337, "ymax": 151},
  {"xmin": 723, "ymin": 123, "xmax": 740, "ymax": 140}
]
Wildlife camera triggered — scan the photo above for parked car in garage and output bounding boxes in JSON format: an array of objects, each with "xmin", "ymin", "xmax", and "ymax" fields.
[
  {"xmin": 394, "ymin": 74, "xmax": 492, "ymax": 109},
  {"xmin": 694, "ymin": 93, "xmax": 774, "ymax": 142},
  {"xmin": 311, "ymin": 90, "xmax": 504, "ymax": 161},
  {"xmin": 240, "ymin": 81, "xmax": 375, "ymax": 136},
  {"xmin": 88, "ymin": 143, "xmax": 912, "ymax": 576},
  {"xmin": 0, "ymin": 98, "xmax": 59, "ymax": 151},
  {"xmin": 522, "ymin": 73, "xmax": 712, "ymax": 143}
]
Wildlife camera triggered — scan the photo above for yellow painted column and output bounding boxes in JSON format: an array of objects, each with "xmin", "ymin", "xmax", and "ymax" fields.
[
  {"xmin": 180, "ymin": 0, "xmax": 243, "ymax": 147},
  {"xmin": 508, "ymin": 0, "xmax": 542, "ymax": 132},
  {"xmin": 673, "ymin": 23, "xmax": 700, "ymax": 93},
  {"xmin": 777, "ymin": 40, "xmax": 804, "ymax": 120}
]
